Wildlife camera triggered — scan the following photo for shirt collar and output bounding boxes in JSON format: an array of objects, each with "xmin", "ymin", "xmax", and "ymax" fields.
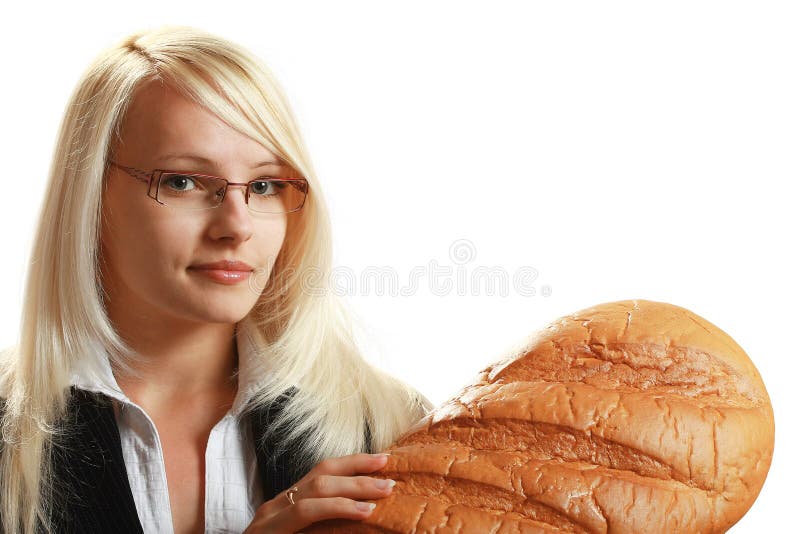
[{"xmin": 69, "ymin": 316, "xmax": 270, "ymax": 418}]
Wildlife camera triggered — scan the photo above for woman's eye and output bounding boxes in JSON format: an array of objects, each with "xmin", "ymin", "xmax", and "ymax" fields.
[
  {"xmin": 164, "ymin": 174, "xmax": 197, "ymax": 191},
  {"xmin": 250, "ymin": 180, "xmax": 281, "ymax": 196}
]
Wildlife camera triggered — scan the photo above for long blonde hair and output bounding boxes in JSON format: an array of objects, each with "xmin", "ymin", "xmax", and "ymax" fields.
[{"xmin": 0, "ymin": 25, "xmax": 431, "ymax": 533}]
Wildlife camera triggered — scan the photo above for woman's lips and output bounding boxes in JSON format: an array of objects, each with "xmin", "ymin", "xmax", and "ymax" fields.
[
  {"xmin": 189, "ymin": 268, "xmax": 252, "ymax": 284},
  {"xmin": 190, "ymin": 260, "xmax": 254, "ymax": 271},
  {"xmin": 188, "ymin": 260, "xmax": 254, "ymax": 285}
]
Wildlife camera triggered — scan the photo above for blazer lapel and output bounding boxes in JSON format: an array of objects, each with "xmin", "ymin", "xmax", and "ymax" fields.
[
  {"xmin": 48, "ymin": 387, "xmax": 143, "ymax": 533},
  {"xmin": 248, "ymin": 387, "xmax": 374, "ymax": 503},
  {"xmin": 248, "ymin": 386, "xmax": 315, "ymax": 501}
]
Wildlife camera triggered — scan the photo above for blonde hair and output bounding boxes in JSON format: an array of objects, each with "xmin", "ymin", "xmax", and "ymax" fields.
[{"xmin": 0, "ymin": 25, "xmax": 431, "ymax": 533}]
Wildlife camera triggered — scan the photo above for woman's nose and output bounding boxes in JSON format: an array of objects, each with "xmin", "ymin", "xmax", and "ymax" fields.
[{"xmin": 206, "ymin": 184, "xmax": 254, "ymax": 242}]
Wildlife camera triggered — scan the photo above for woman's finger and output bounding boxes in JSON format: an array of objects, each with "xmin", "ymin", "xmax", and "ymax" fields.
[
  {"xmin": 252, "ymin": 496, "xmax": 377, "ymax": 533},
  {"xmin": 307, "ymin": 452, "xmax": 390, "ymax": 477},
  {"xmin": 297, "ymin": 474, "xmax": 395, "ymax": 501}
]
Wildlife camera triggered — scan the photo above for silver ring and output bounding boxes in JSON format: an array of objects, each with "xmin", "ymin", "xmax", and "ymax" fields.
[{"xmin": 285, "ymin": 486, "xmax": 300, "ymax": 505}]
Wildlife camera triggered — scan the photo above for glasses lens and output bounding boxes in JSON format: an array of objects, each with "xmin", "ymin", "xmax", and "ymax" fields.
[
  {"xmin": 248, "ymin": 179, "xmax": 309, "ymax": 213},
  {"xmin": 158, "ymin": 173, "xmax": 226, "ymax": 209}
]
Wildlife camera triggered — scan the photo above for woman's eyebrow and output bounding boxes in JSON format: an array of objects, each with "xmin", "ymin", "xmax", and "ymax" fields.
[{"xmin": 155, "ymin": 153, "xmax": 281, "ymax": 168}]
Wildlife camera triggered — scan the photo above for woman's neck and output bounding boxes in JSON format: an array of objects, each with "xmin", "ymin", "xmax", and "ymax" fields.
[{"xmin": 108, "ymin": 308, "xmax": 240, "ymax": 407}]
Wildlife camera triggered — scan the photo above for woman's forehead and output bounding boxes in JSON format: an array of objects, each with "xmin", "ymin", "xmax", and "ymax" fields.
[
  {"xmin": 118, "ymin": 82, "xmax": 278, "ymax": 167},
  {"xmin": 122, "ymin": 82, "xmax": 225, "ymax": 142}
]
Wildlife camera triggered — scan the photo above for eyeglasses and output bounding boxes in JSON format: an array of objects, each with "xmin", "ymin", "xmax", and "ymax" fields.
[{"xmin": 108, "ymin": 161, "xmax": 309, "ymax": 214}]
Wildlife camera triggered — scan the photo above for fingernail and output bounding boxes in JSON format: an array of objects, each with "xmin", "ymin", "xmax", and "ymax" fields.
[
  {"xmin": 356, "ymin": 501, "xmax": 376, "ymax": 513},
  {"xmin": 371, "ymin": 452, "xmax": 390, "ymax": 458},
  {"xmin": 374, "ymin": 478, "xmax": 396, "ymax": 489}
]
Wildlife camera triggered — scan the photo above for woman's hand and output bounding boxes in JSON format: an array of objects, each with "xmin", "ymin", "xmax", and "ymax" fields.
[{"xmin": 243, "ymin": 452, "xmax": 395, "ymax": 533}]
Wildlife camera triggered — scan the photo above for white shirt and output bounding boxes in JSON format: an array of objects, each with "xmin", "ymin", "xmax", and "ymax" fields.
[{"xmin": 70, "ymin": 318, "xmax": 271, "ymax": 533}]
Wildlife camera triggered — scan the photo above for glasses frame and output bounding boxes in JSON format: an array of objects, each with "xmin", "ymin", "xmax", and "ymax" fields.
[{"xmin": 107, "ymin": 160, "xmax": 309, "ymax": 214}]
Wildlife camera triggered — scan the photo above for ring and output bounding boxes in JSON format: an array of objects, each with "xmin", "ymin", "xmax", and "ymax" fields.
[{"xmin": 285, "ymin": 486, "xmax": 300, "ymax": 505}]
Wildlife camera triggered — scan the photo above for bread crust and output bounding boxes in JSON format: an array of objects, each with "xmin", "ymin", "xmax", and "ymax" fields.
[{"xmin": 308, "ymin": 300, "xmax": 774, "ymax": 533}]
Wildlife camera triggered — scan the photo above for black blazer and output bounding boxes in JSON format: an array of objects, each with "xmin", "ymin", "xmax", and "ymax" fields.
[{"xmin": 0, "ymin": 386, "xmax": 372, "ymax": 533}]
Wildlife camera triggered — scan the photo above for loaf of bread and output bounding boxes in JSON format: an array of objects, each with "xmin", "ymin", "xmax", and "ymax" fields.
[{"xmin": 308, "ymin": 300, "xmax": 774, "ymax": 533}]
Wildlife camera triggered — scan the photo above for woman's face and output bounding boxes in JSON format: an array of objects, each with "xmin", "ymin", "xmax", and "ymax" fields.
[{"xmin": 100, "ymin": 81, "xmax": 288, "ymax": 326}]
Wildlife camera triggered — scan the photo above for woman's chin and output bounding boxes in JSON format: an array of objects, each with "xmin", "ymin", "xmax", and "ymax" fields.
[{"xmin": 174, "ymin": 298, "xmax": 256, "ymax": 325}]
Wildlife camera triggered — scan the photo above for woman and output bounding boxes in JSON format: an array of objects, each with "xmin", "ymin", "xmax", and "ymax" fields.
[{"xmin": 0, "ymin": 25, "xmax": 431, "ymax": 533}]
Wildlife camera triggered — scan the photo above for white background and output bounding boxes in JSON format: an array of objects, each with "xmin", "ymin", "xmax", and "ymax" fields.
[{"xmin": 1, "ymin": 1, "xmax": 796, "ymax": 531}]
